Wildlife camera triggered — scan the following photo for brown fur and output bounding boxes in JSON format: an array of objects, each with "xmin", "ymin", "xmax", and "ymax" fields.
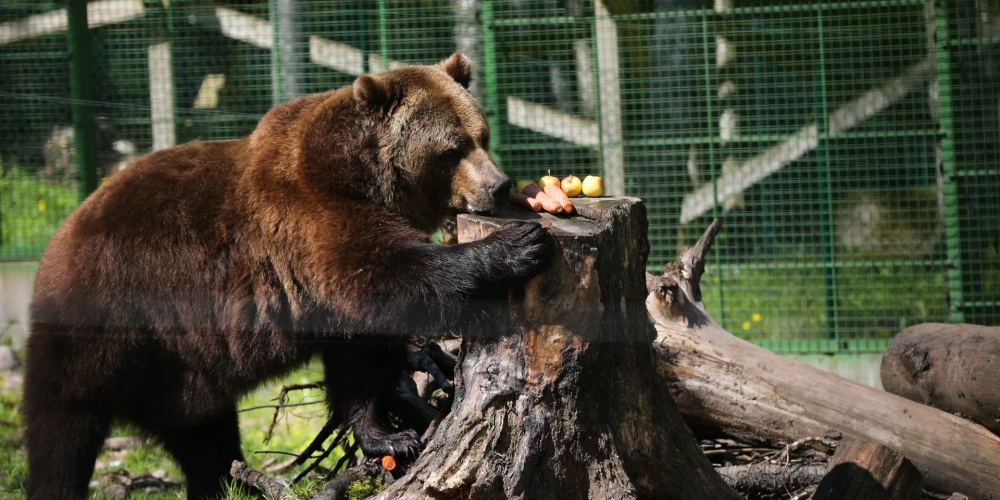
[{"xmin": 22, "ymin": 54, "xmax": 548, "ymax": 500}]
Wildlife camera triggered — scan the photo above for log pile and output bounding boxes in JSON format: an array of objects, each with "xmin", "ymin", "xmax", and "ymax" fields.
[{"xmin": 647, "ymin": 220, "xmax": 1000, "ymax": 499}]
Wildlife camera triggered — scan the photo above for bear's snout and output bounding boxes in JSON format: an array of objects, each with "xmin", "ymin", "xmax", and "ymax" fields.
[{"xmin": 489, "ymin": 178, "xmax": 512, "ymax": 208}]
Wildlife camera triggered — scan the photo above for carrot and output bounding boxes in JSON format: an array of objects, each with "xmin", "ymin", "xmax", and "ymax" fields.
[
  {"xmin": 522, "ymin": 184, "xmax": 563, "ymax": 213},
  {"xmin": 511, "ymin": 192, "xmax": 543, "ymax": 212},
  {"xmin": 544, "ymin": 184, "xmax": 574, "ymax": 214},
  {"xmin": 381, "ymin": 455, "xmax": 396, "ymax": 471}
]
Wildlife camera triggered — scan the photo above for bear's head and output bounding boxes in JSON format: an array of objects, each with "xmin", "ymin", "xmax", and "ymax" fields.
[{"xmin": 349, "ymin": 54, "xmax": 511, "ymax": 231}]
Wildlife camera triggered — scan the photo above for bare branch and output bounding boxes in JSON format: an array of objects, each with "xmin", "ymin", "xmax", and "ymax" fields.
[{"xmin": 230, "ymin": 460, "xmax": 287, "ymax": 500}]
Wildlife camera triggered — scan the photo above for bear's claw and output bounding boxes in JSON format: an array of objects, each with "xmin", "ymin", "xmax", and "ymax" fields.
[
  {"xmin": 489, "ymin": 221, "xmax": 551, "ymax": 285},
  {"xmin": 359, "ymin": 428, "xmax": 423, "ymax": 459}
]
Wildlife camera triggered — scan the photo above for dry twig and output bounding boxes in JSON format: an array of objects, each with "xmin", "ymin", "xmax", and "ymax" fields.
[
  {"xmin": 263, "ymin": 382, "xmax": 325, "ymax": 444},
  {"xmin": 230, "ymin": 460, "xmax": 287, "ymax": 500}
]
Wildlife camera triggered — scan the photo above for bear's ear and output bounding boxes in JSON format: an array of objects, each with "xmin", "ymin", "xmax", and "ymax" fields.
[
  {"xmin": 352, "ymin": 74, "xmax": 395, "ymax": 110},
  {"xmin": 437, "ymin": 53, "xmax": 472, "ymax": 89}
]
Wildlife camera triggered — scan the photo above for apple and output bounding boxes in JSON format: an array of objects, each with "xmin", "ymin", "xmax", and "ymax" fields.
[
  {"xmin": 582, "ymin": 175, "xmax": 604, "ymax": 197},
  {"xmin": 561, "ymin": 175, "xmax": 582, "ymax": 197},
  {"xmin": 538, "ymin": 170, "xmax": 561, "ymax": 190},
  {"xmin": 516, "ymin": 179, "xmax": 537, "ymax": 194}
]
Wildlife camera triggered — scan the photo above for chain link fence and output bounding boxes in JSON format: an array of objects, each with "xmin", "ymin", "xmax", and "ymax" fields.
[{"xmin": 1, "ymin": 0, "xmax": 997, "ymax": 352}]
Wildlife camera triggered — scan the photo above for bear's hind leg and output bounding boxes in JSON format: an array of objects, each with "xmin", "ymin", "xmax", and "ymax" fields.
[
  {"xmin": 323, "ymin": 343, "xmax": 423, "ymax": 459},
  {"xmin": 156, "ymin": 408, "xmax": 244, "ymax": 500},
  {"xmin": 24, "ymin": 407, "xmax": 111, "ymax": 500}
]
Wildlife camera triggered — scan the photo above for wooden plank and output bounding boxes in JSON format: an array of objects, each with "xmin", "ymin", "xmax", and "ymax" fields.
[
  {"xmin": 506, "ymin": 96, "xmax": 599, "ymax": 147},
  {"xmin": 680, "ymin": 57, "xmax": 936, "ymax": 224},
  {"xmin": 0, "ymin": 0, "xmax": 145, "ymax": 46},
  {"xmin": 147, "ymin": 42, "xmax": 175, "ymax": 152},
  {"xmin": 594, "ymin": 0, "xmax": 625, "ymax": 196}
]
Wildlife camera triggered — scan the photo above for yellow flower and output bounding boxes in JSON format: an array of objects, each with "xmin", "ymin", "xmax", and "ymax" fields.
[
  {"xmin": 37, "ymin": 200, "xmax": 46, "ymax": 212},
  {"xmin": 752, "ymin": 313, "xmax": 762, "ymax": 322},
  {"xmin": 742, "ymin": 321, "xmax": 751, "ymax": 331}
]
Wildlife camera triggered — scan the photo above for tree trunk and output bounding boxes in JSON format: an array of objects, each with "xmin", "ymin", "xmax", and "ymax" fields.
[
  {"xmin": 880, "ymin": 323, "xmax": 1000, "ymax": 435},
  {"xmin": 811, "ymin": 439, "xmax": 923, "ymax": 500},
  {"xmin": 647, "ymin": 221, "xmax": 1000, "ymax": 500},
  {"xmin": 377, "ymin": 198, "xmax": 737, "ymax": 499}
]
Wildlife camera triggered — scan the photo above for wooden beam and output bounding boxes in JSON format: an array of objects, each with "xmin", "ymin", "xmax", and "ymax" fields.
[
  {"xmin": 0, "ymin": 0, "xmax": 144, "ymax": 46},
  {"xmin": 147, "ymin": 42, "xmax": 175, "ymax": 152},
  {"xmin": 680, "ymin": 57, "xmax": 936, "ymax": 224},
  {"xmin": 594, "ymin": 0, "xmax": 625, "ymax": 196},
  {"xmin": 506, "ymin": 96, "xmax": 599, "ymax": 147}
]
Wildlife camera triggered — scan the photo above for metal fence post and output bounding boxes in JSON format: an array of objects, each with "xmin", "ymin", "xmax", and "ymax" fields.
[
  {"xmin": 67, "ymin": 0, "xmax": 99, "ymax": 201},
  {"xmin": 933, "ymin": 0, "xmax": 965, "ymax": 323},
  {"xmin": 481, "ymin": 0, "xmax": 502, "ymax": 166},
  {"xmin": 701, "ymin": 9, "xmax": 724, "ymax": 329},
  {"xmin": 814, "ymin": 9, "xmax": 840, "ymax": 342}
]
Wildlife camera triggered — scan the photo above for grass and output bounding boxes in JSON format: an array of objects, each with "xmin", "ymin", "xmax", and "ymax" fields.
[
  {"xmin": 0, "ymin": 358, "xmax": 355, "ymax": 500},
  {"xmin": 0, "ymin": 165, "xmax": 78, "ymax": 256},
  {"xmin": 701, "ymin": 259, "xmax": 954, "ymax": 347}
]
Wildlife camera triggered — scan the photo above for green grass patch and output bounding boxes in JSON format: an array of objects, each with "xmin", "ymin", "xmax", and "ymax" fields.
[
  {"xmin": 0, "ymin": 165, "xmax": 78, "ymax": 254},
  {"xmin": 0, "ymin": 360, "xmax": 356, "ymax": 500},
  {"xmin": 701, "ymin": 259, "xmax": 952, "ymax": 349}
]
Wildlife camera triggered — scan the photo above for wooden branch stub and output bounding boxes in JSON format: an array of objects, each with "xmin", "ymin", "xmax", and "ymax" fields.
[
  {"xmin": 881, "ymin": 323, "xmax": 1000, "ymax": 434},
  {"xmin": 379, "ymin": 197, "xmax": 736, "ymax": 499},
  {"xmin": 811, "ymin": 439, "xmax": 923, "ymax": 500}
]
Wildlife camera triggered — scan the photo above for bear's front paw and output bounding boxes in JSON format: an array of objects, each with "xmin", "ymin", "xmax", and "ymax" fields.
[
  {"xmin": 358, "ymin": 428, "xmax": 423, "ymax": 459},
  {"xmin": 487, "ymin": 221, "xmax": 552, "ymax": 285}
]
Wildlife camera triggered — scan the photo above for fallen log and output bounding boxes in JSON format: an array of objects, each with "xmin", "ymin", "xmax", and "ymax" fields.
[
  {"xmin": 648, "ymin": 220, "xmax": 1000, "ymax": 499},
  {"xmin": 715, "ymin": 463, "xmax": 825, "ymax": 497},
  {"xmin": 377, "ymin": 198, "xmax": 738, "ymax": 499},
  {"xmin": 811, "ymin": 439, "xmax": 923, "ymax": 500},
  {"xmin": 881, "ymin": 323, "xmax": 1000, "ymax": 434}
]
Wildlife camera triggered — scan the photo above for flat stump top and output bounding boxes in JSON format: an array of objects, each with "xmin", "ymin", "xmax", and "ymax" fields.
[{"xmin": 457, "ymin": 196, "xmax": 640, "ymax": 241}]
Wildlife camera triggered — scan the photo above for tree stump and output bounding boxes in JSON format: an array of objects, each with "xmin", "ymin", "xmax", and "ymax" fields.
[
  {"xmin": 377, "ymin": 197, "xmax": 736, "ymax": 499},
  {"xmin": 811, "ymin": 439, "xmax": 923, "ymax": 500}
]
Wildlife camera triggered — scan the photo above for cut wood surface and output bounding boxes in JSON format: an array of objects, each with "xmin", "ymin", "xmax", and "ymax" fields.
[
  {"xmin": 648, "ymin": 220, "xmax": 1000, "ymax": 499},
  {"xmin": 378, "ymin": 198, "xmax": 737, "ymax": 499},
  {"xmin": 811, "ymin": 439, "xmax": 923, "ymax": 500},
  {"xmin": 881, "ymin": 323, "xmax": 1000, "ymax": 434}
]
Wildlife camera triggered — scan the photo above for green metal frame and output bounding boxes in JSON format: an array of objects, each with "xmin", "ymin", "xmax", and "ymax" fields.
[{"xmin": 2, "ymin": 0, "xmax": 996, "ymax": 354}]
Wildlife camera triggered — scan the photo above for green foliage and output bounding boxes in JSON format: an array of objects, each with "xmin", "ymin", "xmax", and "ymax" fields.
[
  {"xmin": 0, "ymin": 388, "xmax": 27, "ymax": 499},
  {"xmin": 0, "ymin": 162, "xmax": 77, "ymax": 256},
  {"xmin": 346, "ymin": 477, "xmax": 387, "ymax": 500}
]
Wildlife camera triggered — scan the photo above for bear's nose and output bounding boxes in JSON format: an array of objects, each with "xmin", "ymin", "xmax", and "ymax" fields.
[{"xmin": 489, "ymin": 178, "xmax": 513, "ymax": 204}]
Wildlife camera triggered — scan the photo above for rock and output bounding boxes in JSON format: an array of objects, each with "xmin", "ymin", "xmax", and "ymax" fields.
[
  {"xmin": 1, "ymin": 372, "xmax": 23, "ymax": 394},
  {"xmin": 0, "ymin": 346, "xmax": 20, "ymax": 371}
]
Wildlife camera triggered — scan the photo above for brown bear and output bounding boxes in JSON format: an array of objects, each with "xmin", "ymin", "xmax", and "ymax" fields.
[{"xmin": 22, "ymin": 53, "xmax": 550, "ymax": 500}]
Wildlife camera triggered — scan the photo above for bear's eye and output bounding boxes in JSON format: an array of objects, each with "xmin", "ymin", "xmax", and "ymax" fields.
[{"xmin": 439, "ymin": 147, "xmax": 463, "ymax": 164}]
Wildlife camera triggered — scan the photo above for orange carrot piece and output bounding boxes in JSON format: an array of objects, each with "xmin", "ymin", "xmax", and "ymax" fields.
[
  {"xmin": 511, "ymin": 192, "xmax": 543, "ymax": 211},
  {"xmin": 381, "ymin": 455, "xmax": 396, "ymax": 471},
  {"xmin": 544, "ymin": 184, "xmax": 574, "ymax": 213},
  {"xmin": 522, "ymin": 184, "xmax": 563, "ymax": 213}
]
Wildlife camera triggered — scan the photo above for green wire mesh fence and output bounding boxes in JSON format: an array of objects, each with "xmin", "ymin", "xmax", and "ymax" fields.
[{"xmin": 0, "ymin": 0, "xmax": 997, "ymax": 352}]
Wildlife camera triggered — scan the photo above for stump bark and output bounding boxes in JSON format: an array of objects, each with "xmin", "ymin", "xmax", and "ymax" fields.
[
  {"xmin": 811, "ymin": 439, "xmax": 923, "ymax": 500},
  {"xmin": 377, "ymin": 197, "xmax": 737, "ymax": 499},
  {"xmin": 646, "ymin": 221, "xmax": 1000, "ymax": 500},
  {"xmin": 881, "ymin": 323, "xmax": 1000, "ymax": 435}
]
